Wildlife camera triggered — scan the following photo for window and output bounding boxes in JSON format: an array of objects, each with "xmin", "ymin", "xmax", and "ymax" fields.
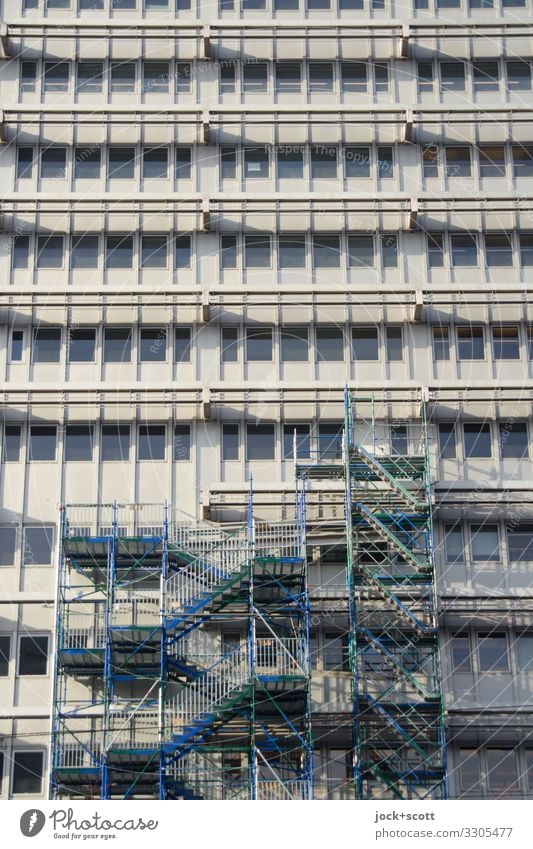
[
  {"xmin": 0, "ymin": 636, "xmax": 10, "ymax": 675},
  {"xmin": 246, "ymin": 328, "xmax": 272, "ymax": 361},
  {"xmin": 68, "ymin": 329, "xmax": 96, "ymax": 362},
  {"xmin": 175, "ymin": 235, "xmax": 191, "ymax": 268},
  {"xmin": 222, "ymin": 424, "xmax": 239, "ymax": 460},
  {"xmin": 432, "ymin": 326, "xmax": 450, "ymax": 361},
  {"xmin": 23, "ymin": 527, "xmax": 54, "ymax": 566},
  {"xmin": 143, "ymin": 62, "xmax": 169, "ymax": 93},
  {"xmin": 65, "ymin": 425, "xmax": 94, "ymax": 461},
  {"xmin": 500, "ymin": 422, "xmax": 528, "ymax": 459},
  {"xmin": 277, "ymin": 148, "xmax": 304, "ymax": 180},
  {"xmin": 221, "ymin": 235, "xmax": 237, "ymax": 268},
  {"xmin": 507, "ymin": 524, "xmax": 533, "ymax": 561},
  {"xmin": 174, "ymin": 424, "xmax": 191, "ymax": 460},
  {"xmin": 486, "ymin": 750, "xmax": 519, "ymax": 795},
  {"xmin": 377, "ymin": 146, "xmax": 393, "ymax": 179},
  {"xmin": 309, "ymin": 64, "xmax": 334, "ymax": 93},
  {"xmin": 319, "ymin": 422, "xmax": 343, "ymax": 460},
  {"xmin": 176, "ymin": 148, "xmax": 192, "ymax": 180},
  {"xmin": 141, "ymin": 236, "xmax": 167, "ymax": 268},
  {"xmin": 221, "ymin": 147, "xmax": 237, "ymax": 180},
  {"xmin": 18, "ymin": 636, "xmax": 48, "ymax": 675},
  {"xmin": 445, "ymin": 147, "xmax": 471, "ymax": 178},
  {"xmin": 313, "ymin": 235, "xmax": 340, "ymax": 268},
  {"xmin": 341, "ymin": 63, "xmax": 367, "ymax": 93},
  {"xmin": 74, "ymin": 148, "xmax": 101, "ymax": 180},
  {"xmin": 507, "ymin": 61, "xmax": 532, "ymax": 92},
  {"xmin": 279, "ymin": 235, "xmax": 306, "ymax": 268},
  {"xmin": 220, "ymin": 64, "xmax": 236, "ymax": 94},
  {"xmin": 485, "ymin": 234, "xmax": 513, "ymax": 268},
  {"xmin": 0, "ymin": 528, "xmax": 17, "ymax": 566},
  {"xmin": 479, "ymin": 146, "xmax": 506, "ymax": 178},
  {"xmin": 516, "ymin": 635, "xmax": 533, "ymax": 671},
  {"xmin": 375, "ymin": 63, "xmax": 389, "ymax": 93},
  {"xmin": 451, "ymin": 635, "xmax": 472, "ymax": 673},
  {"xmin": 12, "ymin": 752, "xmax": 44, "ymax": 795},
  {"xmin": 106, "ymin": 235, "xmax": 133, "ymax": 269},
  {"xmin": 175, "ymin": 62, "xmax": 192, "ymax": 94},
  {"xmin": 345, "ymin": 146, "xmax": 370, "ymax": 179},
  {"xmin": 29, "ymin": 426, "xmax": 56, "ymax": 461},
  {"xmin": 492, "ymin": 326, "xmax": 519, "ymax": 360},
  {"xmin": 44, "ymin": 62, "xmax": 69, "ymax": 92},
  {"xmin": 283, "ymin": 424, "xmax": 310, "ymax": 460},
  {"xmin": 463, "ymin": 423, "xmax": 492, "ymax": 458},
  {"xmin": 444, "ymin": 523, "xmax": 464, "ymax": 563},
  {"xmin": 21, "ymin": 62, "xmax": 37, "ymax": 93},
  {"xmin": 174, "ymin": 327, "xmax": 192, "ymax": 362},
  {"xmin": 428, "ymin": 234, "xmax": 444, "ymax": 268},
  {"xmin": 381, "ymin": 235, "xmax": 398, "ymax": 268},
  {"xmin": 243, "ymin": 64, "xmax": 268, "ymax": 93},
  {"xmin": 10, "ymin": 330, "xmax": 24, "ymax": 362},
  {"xmin": 244, "ymin": 236, "xmax": 271, "ymax": 268},
  {"xmin": 247, "ymin": 424, "xmax": 275, "ymax": 460},
  {"xmin": 456, "ymin": 750, "xmax": 480, "ymax": 794},
  {"xmin": 347, "ymin": 235, "xmax": 374, "ymax": 267},
  {"xmin": 138, "ymin": 425, "xmax": 166, "ymax": 460},
  {"xmin": 244, "ymin": 147, "xmax": 269, "ymax": 179},
  {"xmin": 110, "ymin": 63, "xmax": 135, "ymax": 93},
  {"xmin": 281, "ymin": 327, "xmax": 308, "ymax": 361},
  {"xmin": 71, "ymin": 235, "xmax": 99, "ymax": 269},
  {"xmin": 451, "ymin": 235, "xmax": 478, "ymax": 267},
  {"xmin": 108, "ymin": 148, "xmax": 135, "ymax": 179},
  {"xmin": 275, "ymin": 0, "xmax": 299, "ymax": 7},
  {"xmin": 13, "ymin": 236, "xmax": 30, "ymax": 269},
  {"xmin": 470, "ymin": 524, "xmax": 500, "ymax": 562},
  {"xmin": 513, "ymin": 146, "xmax": 533, "ymax": 177},
  {"xmin": 386, "ymin": 326, "xmax": 403, "ymax": 361},
  {"xmin": 142, "ymin": 148, "xmax": 168, "ymax": 179},
  {"xmin": 457, "ymin": 325, "xmax": 484, "ymax": 360},
  {"xmin": 473, "ymin": 61, "xmax": 500, "ymax": 93},
  {"xmin": 310, "ymin": 146, "xmax": 337, "ymax": 179},
  {"xmin": 16, "ymin": 148, "xmax": 33, "ymax": 180},
  {"xmin": 33, "ymin": 328, "xmax": 61, "ymax": 363},
  {"xmin": 417, "ymin": 62, "xmax": 434, "ymax": 93},
  {"xmin": 519, "ymin": 234, "xmax": 533, "ymax": 267},
  {"xmin": 101, "ymin": 425, "xmax": 130, "ymax": 461},
  {"xmin": 3, "ymin": 426, "xmax": 21, "ymax": 462},
  {"xmin": 440, "ymin": 62, "xmax": 465, "ymax": 92},
  {"xmin": 103, "ymin": 328, "xmax": 132, "ymax": 363},
  {"xmin": 352, "ymin": 327, "xmax": 379, "ymax": 361},
  {"xmin": 37, "ymin": 236, "xmax": 63, "ymax": 268},
  {"xmin": 478, "ymin": 633, "xmax": 508, "ymax": 671},
  {"xmin": 76, "ymin": 63, "xmax": 103, "ymax": 93},
  {"xmin": 391, "ymin": 423, "xmax": 408, "ymax": 455},
  {"xmin": 276, "ymin": 63, "xmax": 302, "ymax": 94},
  {"xmin": 422, "ymin": 146, "xmax": 439, "ymax": 178},
  {"xmin": 469, "ymin": 0, "xmax": 493, "ymax": 5},
  {"xmin": 438, "ymin": 423, "xmax": 456, "ymax": 459},
  {"xmin": 324, "ymin": 633, "xmax": 347, "ymax": 670},
  {"xmin": 140, "ymin": 328, "xmax": 167, "ymax": 362},
  {"xmin": 316, "ymin": 327, "xmax": 344, "ymax": 362},
  {"xmin": 222, "ymin": 328, "xmax": 238, "ymax": 362}
]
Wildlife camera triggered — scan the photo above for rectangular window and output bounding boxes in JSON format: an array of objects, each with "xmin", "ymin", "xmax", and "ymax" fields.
[
  {"xmin": 222, "ymin": 424, "xmax": 239, "ymax": 460},
  {"xmin": 106, "ymin": 235, "xmax": 133, "ymax": 269},
  {"xmin": 36, "ymin": 236, "xmax": 64, "ymax": 268},
  {"xmin": 76, "ymin": 63, "xmax": 103, "ymax": 94},
  {"xmin": 479, "ymin": 146, "xmax": 506, "ymax": 178},
  {"xmin": 21, "ymin": 62, "xmax": 37, "ymax": 94},
  {"xmin": 29, "ymin": 426, "xmax": 56, "ymax": 461},
  {"xmin": 138, "ymin": 425, "xmax": 166, "ymax": 460},
  {"xmin": 500, "ymin": 422, "xmax": 528, "ymax": 460},
  {"xmin": 246, "ymin": 328, "xmax": 272, "ymax": 362},
  {"xmin": 101, "ymin": 425, "xmax": 130, "ymax": 461},
  {"xmin": 44, "ymin": 62, "xmax": 69, "ymax": 92},
  {"xmin": 507, "ymin": 524, "xmax": 533, "ymax": 561},
  {"xmin": 427, "ymin": 234, "xmax": 444, "ymax": 268},
  {"xmin": 140, "ymin": 328, "xmax": 167, "ymax": 362},
  {"xmin": 16, "ymin": 148, "xmax": 33, "ymax": 180},
  {"xmin": 108, "ymin": 148, "xmax": 135, "ymax": 180},
  {"xmin": 176, "ymin": 63, "xmax": 192, "ymax": 94},
  {"xmin": 33, "ymin": 328, "xmax": 61, "ymax": 363},
  {"xmin": 221, "ymin": 235, "xmax": 238, "ymax": 269},
  {"xmin": 243, "ymin": 64, "xmax": 268, "ymax": 93},
  {"xmin": 422, "ymin": 146, "xmax": 439, "ymax": 178},
  {"xmin": 438, "ymin": 423, "xmax": 456, "ymax": 459},
  {"xmin": 110, "ymin": 63, "xmax": 135, "ymax": 93},
  {"xmin": 513, "ymin": 146, "xmax": 533, "ymax": 177},
  {"xmin": 451, "ymin": 234, "xmax": 478, "ymax": 266},
  {"xmin": 244, "ymin": 147, "xmax": 269, "ymax": 179},
  {"xmin": 221, "ymin": 147, "xmax": 237, "ymax": 180},
  {"xmin": 478, "ymin": 633, "xmax": 508, "ymax": 671},
  {"xmin": 445, "ymin": 147, "xmax": 471, "ymax": 178},
  {"xmin": 176, "ymin": 147, "xmax": 192, "ymax": 180},
  {"xmin": 313, "ymin": 235, "xmax": 340, "ymax": 268},
  {"xmin": 142, "ymin": 148, "xmax": 168, "ymax": 179},
  {"xmin": 276, "ymin": 63, "xmax": 302, "ymax": 94},
  {"xmin": 244, "ymin": 235, "xmax": 271, "ymax": 268},
  {"xmin": 318, "ymin": 422, "xmax": 343, "ymax": 460},
  {"xmin": 440, "ymin": 62, "xmax": 465, "ymax": 92},
  {"xmin": 391, "ymin": 423, "xmax": 408, "ymax": 455},
  {"xmin": 374, "ymin": 63, "xmax": 389, "ymax": 93},
  {"xmin": 345, "ymin": 146, "xmax": 370, "ymax": 178},
  {"xmin": 174, "ymin": 327, "xmax": 192, "ymax": 363},
  {"xmin": 347, "ymin": 235, "xmax": 374, "ymax": 268},
  {"xmin": 470, "ymin": 524, "xmax": 500, "ymax": 562},
  {"xmin": 492, "ymin": 326, "xmax": 519, "ymax": 360},
  {"xmin": 486, "ymin": 750, "xmax": 519, "ymax": 794},
  {"xmin": 433, "ymin": 326, "xmax": 450, "ymax": 361},
  {"xmin": 12, "ymin": 752, "xmax": 44, "ymax": 795},
  {"xmin": 417, "ymin": 62, "xmax": 434, "ymax": 93},
  {"xmin": 18, "ymin": 636, "xmax": 48, "ymax": 675},
  {"xmin": 0, "ymin": 528, "xmax": 17, "ymax": 566},
  {"xmin": 352, "ymin": 327, "xmax": 379, "ymax": 361},
  {"xmin": 278, "ymin": 235, "xmax": 306, "ymax": 268},
  {"xmin": 220, "ymin": 64, "xmax": 236, "ymax": 94},
  {"xmin": 377, "ymin": 146, "xmax": 393, "ymax": 179},
  {"xmin": 516, "ymin": 635, "xmax": 533, "ymax": 671},
  {"xmin": 3, "ymin": 426, "xmax": 21, "ymax": 462},
  {"xmin": 324, "ymin": 633, "xmax": 347, "ymax": 670},
  {"xmin": 65, "ymin": 425, "xmax": 94, "ymax": 461},
  {"xmin": 283, "ymin": 424, "xmax": 310, "ymax": 460},
  {"xmin": 277, "ymin": 148, "xmax": 304, "ymax": 179},
  {"xmin": 485, "ymin": 234, "xmax": 513, "ymax": 268},
  {"xmin": 456, "ymin": 750, "xmax": 480, "ymax": 794},
  {"xmin": 103, "ymin": 328, "xmax": 132, "ymax": 363},
  {"xmin": 341, "ymin": 62, "xmax": 367, "ymax": 93},
  {"xmin": 174, "ymin": 425, "xmax": 191, "ymax": 460},
  {"xmin": 464, "ymin": 423, "xmax": 492, "ymax": 458},
  {"xmin": 473, "ymin": 61, "xmax": 500, "ymax": 92},
  {"xmin": 310, "ymin": 146, "xmax": 337, "ymax": 179},
  {"xmin": 309, "ymin": 64, "xmax": 334, "ymax": 93},
  {"xmin": 13, "ymin": 236, "xmax": 30, "ymax": 270},
  {"xmin": 143, "ymin": 62, "xmax": 170, "ymax": 94},
  {"xmin": 316, "ymin": 327, "xmax": 344, "ymax": 362},
  {"xmin": 381, "ymin": 235, "xmax": 398, "ymax": 268},
  {"xmin": 457, "ymin": 326, "xmax": 484, "ymax": 360},
  {"xmin": 281, "ymin": 327, "xmax": 308, "ymax": 361},
  {"xmin": 0, "ymin": 636, "xmax": 10, "ymax": 675},
  {"xmin": 141, "ymin": 235, "xmax": 167, "ymax": 268},
  {"xmin": 68, "ymin": 329, "xmax": 96, "ymax": 362},
  {"xmin": 10, "ymin": 330, "xmax": 24, "ymax": 362},
  {"xmin": 221, "ymin": 328, "xmax": 238, "ymax": 362},
  {"xmin": 451, "ymin": 635, "xmax": 472, "ymax": 673},
  {"xmin": 40, "ymin": 148, "xmax": 67, "ymax": 179},
  {"xmin": 247, "ymin": 424, "xmax": 275, "ymax": 460},
  {"xmin": 386, "ymin": 326, "xmax": 403, "ymax": 361},
  {"xmin": 507, "ymin": 61, "xmax": 532, "ymax": 92},
  {"xmin": 444, "ymin": 523, "xmax": 464, "ymax": 563},
  {"xmin": 175, "ymin": 235, "xmax": 191, "ymax": 269},
  {"xmin": 74, "ymin": 148, "xmax": 101, "ymax": 180}
]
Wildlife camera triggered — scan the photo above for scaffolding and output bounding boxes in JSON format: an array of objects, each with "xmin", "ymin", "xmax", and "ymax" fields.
[
  {"xmin": 50, "ymin": 496, "xmax": 313, "ymax": 800},
  {"xmin": 295, "ymin": 388, "xmax": 447, "ymax": 800}
]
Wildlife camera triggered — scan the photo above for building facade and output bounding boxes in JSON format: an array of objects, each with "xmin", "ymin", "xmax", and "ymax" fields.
[{"xmin": 0, "ymin": 0, "xmax": 532, "ymax": 800}]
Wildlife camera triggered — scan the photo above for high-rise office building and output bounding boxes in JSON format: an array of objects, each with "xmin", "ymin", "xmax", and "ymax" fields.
[{"xmin": 0, "ymin": 0, "xmax": 532, "ymax": 801}]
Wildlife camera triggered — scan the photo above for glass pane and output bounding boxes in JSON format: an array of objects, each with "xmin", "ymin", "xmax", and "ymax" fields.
[
  {"xmin": 313, "ymin": 236, "xmax": 340, "ymax": 268},
  {"xmin": 33, "ymin": 329, "xmax": 61, "ymax": 363},
  {"xmin": 492, "ymin": 326, "xmax": 519, "ymax": 359},
  {"xmin": 516, "ymin": 635, "xmax": 533, "ymax": 671},
  {"xmin": 106, "ymin": 236, "xmax": 133, "ymax": 268},
  {"xmin": 438, "ymin": 423, "xmax": 456, "ymax": 459},
  {"xmin": 348, "ymin": 236, "xmax": 374, "ymax": 267},
  {"xmin": 352, "ymin": 327, "xmax": 379, "ymax": 360},
  {"xmin": 500, "ymin": 422, "xmax": 528, "ymax": 459},
  {"xmin": 457, "ymin": 326, "xmax": 484, "ymax": 359},
  {"xmin": 23, "ymin": 528, "xmax": 54, "ymax": 565},
  {"xmin": 174, "ymin": 425, "xmax": 191, "ymax": 460},
  {"xmin": 104, "ymin": 329, "xmax": 132, "ymax": 363},
  {"xmin": 140, "ymin": 329, "xmax": 167, "ymax": 362},
  {"xmin": 101, "ymin": 425, "xmax": 130, "ymax": 461},
  {"xmin": 451, "ymin": 637, "xmax": 472, "ymax": 672},
  {"xmin": 470, "ymin": 525, "xmax": 500, "ymax": 561},
  {"xmin": 222, "ymin": 328, "xmax": 238, "ymax": 362},
  {"xmin": 143, "ymin": 148, "xmax": 168, "ymax": 179},
  {"xmin": 0, "ymin": 528, "xmax": 17, "ymax": 566},
  {"xmin": 141, "ymin": 236, "xmax": 167, "ymax": 268},
  {"xmin": 29, "ymin": 427, "xmax": 56, "ymax": 461},
  {"xmin": 283, "ymin": 424, "xmax": 310, "ymax": 460},
  {"xmin": 175, "ymin": 328, "xmax": 191, "ymax": 362},
  {"xmin": 464, "ymin": 424, "xmax": 492, "ymax": 458},
  {"xmin": 507, "ymin": 524, "xmax": 533, "ymax": 561},
  {"xmin": 13, "ymin": 236, "xmax": 30, "ymax": 269},
  {"xmin": 12, "ymin": 752, "xmax": 44, "ymax": 794},
  {"xmin": 478, "ymin": 634, "xmax": 508, "ymax": 671},
  {"xmin": 247, "ymin": 425, "xmax": 275, "ymax": 460},
  {"xmin": 108, "ymin": 148, "xmax": 135, "ymax": 179},
  {"xmin": 37, "ymin": 236, "xmax": 63, "ymax": 268},
  {"xmin": 246, "ymin": 329, "xmax": 272, "ymax": 361},
  {"xmin": 433, "ymin": 327, "xmax": 450, "ymax": 361},
  {"xmin": 281, "ymin": 327, "xmax": 308, "ymax": 361},
  {"xmin": 175, "ymin": 235, "xmax": 191, "ymax": 268},
  {"xmin": 18, "ymin": 637, "xmax": 48, "ymax": 674},
  {"xmin": 279, "ymin": 236, "xmax": 306, "ymax": 268},
  {"xmin": 69, "ymin": 330, "xmax": 96, "ymax": 362},
  {"xmin": 444, "ymin": 524, "xmax": 464, "ymax": 563},
  {"xmin": 138, "ymin": 425, "xmax": 165, "ymax": 460},
  {"xmin": 221, "ymin": 235, "xmax": 237, "ymax": 268},
  {"xmin": 3, "ymin": 426, "xmax": 21, "ymax": 462},
  {"xmin": 0, "ymin": 636, "xmax": 10, "ymax": 675},
  {"xmin": 316, "ymin": 327, "xmax": 344, "ymax": 362},
  {"xmin": 74, "ymin": 148, "xmax": 101, "ymax": 179},
  {"xmin": 222, "ymin": 424, "xmax": 239, "ymax": 460},
  {"xmin": 310, "ymin": 147, "xmax": 337, "ymax": 179},
  {"xmin": 245, "ymin": 236, "xmax": 271, "ymax": 268},
  {"xmin": 386, "ymin": 327, "xmax": 403, "ymax": 360},
  {"xmin": 277, "ymin": 149, "xmax": 304, "ymax": 179},
  {"xmin": 486, "ymin": 751, "xmax": 518, "ymax": 794},
  {"xmin": 65, "ymin": 425, "xmax": 93, "ymax": 461},
  {"xmin": 77, "ymin": 63, "xmax": 103, "ymax": 93}
]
